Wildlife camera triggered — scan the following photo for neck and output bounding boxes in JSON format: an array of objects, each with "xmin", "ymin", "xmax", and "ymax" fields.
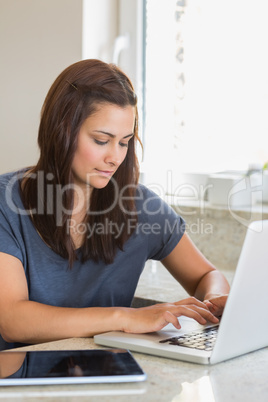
[
  {"xmin": 69, "ymin": 184, "xmax": 92, "ymax": 249},
  {"xmin": 72, "ymin": 183, "xmax": 92, "ymax": 219}
]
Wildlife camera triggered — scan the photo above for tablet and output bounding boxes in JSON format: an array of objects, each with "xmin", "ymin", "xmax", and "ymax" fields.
[{"xmin": 0, "ymin": 349, "xmax": 147, "ymax": 386}]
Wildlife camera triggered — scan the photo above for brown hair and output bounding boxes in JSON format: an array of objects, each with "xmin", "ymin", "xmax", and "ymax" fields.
[{"xmin": 22, "ymin": 59, "xmax": 141, "ymax": 266}]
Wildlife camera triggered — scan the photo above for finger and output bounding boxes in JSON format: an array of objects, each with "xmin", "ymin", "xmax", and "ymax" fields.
[
  {"xmin": 174, "ymin": 306, "xmax": 208, "ymax": 325},
  {"xmin": 174, "ymin": 297, "xmax": 210, "ymax": 310},
  {"xmin": 191, "ymin": 305, "xmax": 220, "ymax": 322},
  {"xmin": 206, "ymin": 304, "xmax": 219, "ymax": 315},
  {"xmin": 174, "ymin": 305, "xmax": 219, "ymax": 324},
  {"xmin": 207, "ymin": 295, "xmax": 228, "ymax": 307},
  {"xmin": 169, "ymin": 298, "xmax": 219, "ymax": 321},
  {"xmin": 204, "ymin": 300, "xmax": 213, "ymax": 307},
  {"xmin": 202, "ymin": 296, "xmax": 227, "ymax": 315},
  {"xmin": 163, "ymin": 311, "xmax": 181, "ymax": 330},
  {"xmin": 203, "ymin": 300, "xmax": 214, "ymax": 312}
]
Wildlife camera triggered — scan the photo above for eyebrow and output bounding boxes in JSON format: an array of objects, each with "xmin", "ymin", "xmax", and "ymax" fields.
[{"xmin": 93, "ymin": 130, "xmax": 134, "ymax": 139}]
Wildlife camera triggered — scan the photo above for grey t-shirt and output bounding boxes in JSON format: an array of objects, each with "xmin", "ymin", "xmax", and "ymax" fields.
[{"xmin": 0, "ymin": 170, "xmax": 185, "ymax": 342}]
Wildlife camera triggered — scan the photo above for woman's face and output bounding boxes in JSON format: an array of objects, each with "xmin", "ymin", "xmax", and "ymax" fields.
[{"xmin": 71, "ymin": 103, "xmax": 135, "ymax": 190}]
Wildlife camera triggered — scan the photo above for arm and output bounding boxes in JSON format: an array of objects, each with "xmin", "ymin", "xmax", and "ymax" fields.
[
  {"xmin": 0, "ymin": 252, "xmax": 125, "ymax": 343},
  {"xmin": 0, "ymin": 251, "xmax": 221, "ymax": 343},
  {"xmin": 0, "ymin": 352, "xmax": 26, "ymax": 378},
  {"xmin": 161, "ymin": 232, "xmax": 230, "ymax": 314}
]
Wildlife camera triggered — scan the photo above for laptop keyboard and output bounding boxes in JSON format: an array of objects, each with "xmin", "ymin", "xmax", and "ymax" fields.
[{"xmin": 159, "ymin": 325, "xmax": 219, "ymax": 351}]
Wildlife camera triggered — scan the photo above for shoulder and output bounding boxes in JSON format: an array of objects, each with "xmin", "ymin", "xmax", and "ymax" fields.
[
  {"xmin": 133, "ymin": 184, "xmax": 185, "ymax": 260},
  {"xmin": 0, "ymin": 169, "xmax": 25, "ymax": 189},
  {"xmin": 0, "ymin": 170, "xmax": 25, "ymax": 213},
  {"xmin": 135, "ymin": 183, "xmax": 175, "ymax": 216},
  {"xmin": 135, "ymin": 183, "xmax": 164, "ymax": 203},
  {"xmin": 0, "ymin": 170, "xmax": 18, "ymax": 198},
  {"xmin": 0, "ymin": 170, "xmax": 18, "ymax": 188}
]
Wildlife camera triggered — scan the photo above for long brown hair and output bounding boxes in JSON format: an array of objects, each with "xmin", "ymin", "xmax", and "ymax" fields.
[{"xmin": 22, "ymin": 59, "xmax": 141, "ymax": 266}]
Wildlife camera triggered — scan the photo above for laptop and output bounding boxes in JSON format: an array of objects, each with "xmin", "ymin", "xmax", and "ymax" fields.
[{"xmin": 95, "ymin": 220, "xmax": 268, "ymax": 365}]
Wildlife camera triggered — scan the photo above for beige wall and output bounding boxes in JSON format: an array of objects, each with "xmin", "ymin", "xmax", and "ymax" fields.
[{"xmin": 0, "ymin": 0, "xmax": 83, "ymax": 173}]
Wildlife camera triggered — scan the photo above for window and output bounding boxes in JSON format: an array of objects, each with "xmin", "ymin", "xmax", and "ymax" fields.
[{"xmin": 143, "ymin": 0, "xmax": 268, "ymax": 190}]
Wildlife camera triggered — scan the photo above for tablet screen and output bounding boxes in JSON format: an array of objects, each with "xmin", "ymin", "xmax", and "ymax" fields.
[{"xmin": 0, "ymin": 349, "xmax": 146, "ymax": 386}]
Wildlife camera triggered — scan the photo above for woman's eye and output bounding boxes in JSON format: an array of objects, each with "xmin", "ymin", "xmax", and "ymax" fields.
[
  {"xmin": 119, "ymin": 142, "xmax": 128, "ymax": 148},
  {"xmin": 94, "ymin": 139, "xmax": 108, "ymax": 146}
]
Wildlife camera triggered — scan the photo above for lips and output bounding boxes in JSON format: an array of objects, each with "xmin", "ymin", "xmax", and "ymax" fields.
[{"xmin": 95, "ymin": 169, "xmax": 115, "ymax": 177}]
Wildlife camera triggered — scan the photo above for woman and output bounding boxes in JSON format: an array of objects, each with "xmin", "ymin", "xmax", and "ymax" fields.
[{"xmin": 0, "ymin": 59, "xmax": 229, "ymax": 346}]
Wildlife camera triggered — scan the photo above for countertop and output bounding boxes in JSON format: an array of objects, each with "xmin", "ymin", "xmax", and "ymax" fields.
[
  {"xmin": 133, "ymin": 260, "xmax": 235, "ymax": 307},
  {"xmin": 1, "ymin": 262, "xmax": 267, "ymax": 401},
  {"xmin": 1, "ymin": 337, "xmax": 267, "ymax": 402}
]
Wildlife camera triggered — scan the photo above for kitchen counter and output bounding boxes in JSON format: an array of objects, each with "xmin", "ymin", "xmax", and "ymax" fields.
[
  {"xmin": 133, "ymin": 260, "xmax": 235, "ymax": 307},
  {"xmin": 1, "ymin": 336, "xmax": 267, "ymax": 402},
  {"xmin": 170, "ymin": 199, "xmax": 268, "ymax": 271}
]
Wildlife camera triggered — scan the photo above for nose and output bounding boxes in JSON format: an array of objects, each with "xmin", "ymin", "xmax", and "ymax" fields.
[{"xmin": 104, "ymin": 144, "xmax": 124, "ymax": 167}]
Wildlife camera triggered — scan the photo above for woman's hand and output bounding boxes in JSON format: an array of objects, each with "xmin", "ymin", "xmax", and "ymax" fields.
[
  {"xmin": 120, "ymin": 297, "xmax": 219, "ymax": 334},
  {"xmin": 203, "ymin": 295, "xmax": 229, "ymax": 317}
]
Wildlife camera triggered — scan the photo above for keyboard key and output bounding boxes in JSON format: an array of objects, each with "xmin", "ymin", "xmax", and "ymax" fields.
[{"xmin": 159, "ymin": 325, "xmax": 219, "ymax": 351}]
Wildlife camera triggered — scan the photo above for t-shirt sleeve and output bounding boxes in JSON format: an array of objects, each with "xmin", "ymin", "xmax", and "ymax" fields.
[
  {"xmin": 136, "ymin": 185, "xmax": 185, "ymax": 261},
  {"xmin": 0, "ymin": 208, "xmax": 24, "ymax": 263}
]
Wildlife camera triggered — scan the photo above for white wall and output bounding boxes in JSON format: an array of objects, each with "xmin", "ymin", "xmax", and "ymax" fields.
[
  {"xmin": 118, "ymin": 0, "xmax": 143, "ymax": 90},
  {"xmin": 0, "ymin": 0, "xmax": 83, "ymax": 173}
]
